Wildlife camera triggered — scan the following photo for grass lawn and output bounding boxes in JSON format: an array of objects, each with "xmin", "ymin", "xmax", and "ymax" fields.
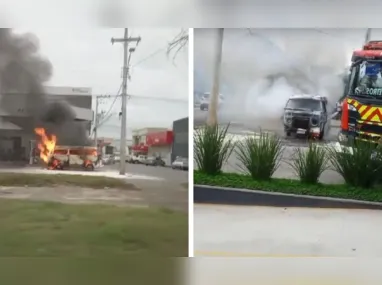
[
  {"xmin": 0, "ymin": 258, "xmax": 177, "ymax": 284},
  {"xmin": 0, "ymin": 258, "xmax": 178, "ymax": 284},
  {"xmin": 0, "ymin": 199, "xmax": 187, "ymax": 257},
  {"xmin": 194, "ymin": 171, "xmax": 382, "ymax": 202},
  {"xmin": 0, "ymin": 173, "xmax": 137, "ymax": 190}
]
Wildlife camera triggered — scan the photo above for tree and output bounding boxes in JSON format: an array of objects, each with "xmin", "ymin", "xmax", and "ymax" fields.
[
  {"xmin": 207, "ymin": 28, "xmax": 224, "ymax": 127},
  {"xmin": 168, "ymin": 28, "xmax": 224, "ymax": 127},
  {"xmin": 167, "ymin": 29, "xmax": 189, "ymax": 61}
]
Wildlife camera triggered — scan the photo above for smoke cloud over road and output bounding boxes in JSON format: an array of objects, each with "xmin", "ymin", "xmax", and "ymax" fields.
[
  {"xmin": 194, "ymin": 29, "xmax": 353, "ymax": 127},
  {"xmin": 0, "ymin": 28, "xmax": 91, "ymax": 146}
]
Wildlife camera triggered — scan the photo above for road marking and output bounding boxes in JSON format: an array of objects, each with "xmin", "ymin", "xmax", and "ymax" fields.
[
  {"xmin": 194, "ymin": 129, "xmax": 336, "ymax": 146},
  {"xmin": 194, "ymin": 250, "xmax": 319, "ymax": 257}
]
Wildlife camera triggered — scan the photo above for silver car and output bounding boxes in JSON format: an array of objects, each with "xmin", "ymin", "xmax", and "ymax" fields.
[
  {"xmin": 171, "ymin": 156, "xmax": 188, "ymax": 170},
  {"xmin": 199, "ymin": 92, "xmax": 224, "ymax": 111}
]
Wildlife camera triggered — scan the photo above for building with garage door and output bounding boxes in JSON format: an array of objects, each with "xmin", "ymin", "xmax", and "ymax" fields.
[
  {"xmin": 171, "ymin": 117, "xmax": 188, "ymax": 163},
  {"xmin": 0, "ymin": 86, "xmax": 93, "ymax": 162}
]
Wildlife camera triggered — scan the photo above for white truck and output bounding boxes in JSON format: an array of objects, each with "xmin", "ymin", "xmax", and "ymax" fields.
[{"xmin": 127, "ymin": 154, "xmax": 147, "ymax": 164}]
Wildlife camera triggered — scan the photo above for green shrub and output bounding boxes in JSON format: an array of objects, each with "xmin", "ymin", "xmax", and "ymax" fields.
[
  {"xmin": 326, "ymin": 140, "xmax": 382, "ymax": 188},
  {"xmin": 235, "ymin": 132, "xmax": 283, "ymax": 180},
  {"xmin": 288, "ymin": 142, "xmax": 329, "ymax": 184},
  {"xmin": 193, "ymin": 124, "xmax": 235, "ymax": 175}
]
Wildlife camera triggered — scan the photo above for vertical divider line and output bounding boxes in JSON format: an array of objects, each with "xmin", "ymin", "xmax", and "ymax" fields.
[{"xmin": 188, "ymin": 27, "xmax": 195, "ymax": 257}]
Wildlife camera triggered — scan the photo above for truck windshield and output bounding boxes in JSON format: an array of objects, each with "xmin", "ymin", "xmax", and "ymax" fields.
[
  {"xmin": 352, "ymin": 60, "xmax": 382, "ymax": 97},
  {"xmin": 286, "ymin": 98, "xmax": 321, "ymax": 111}
]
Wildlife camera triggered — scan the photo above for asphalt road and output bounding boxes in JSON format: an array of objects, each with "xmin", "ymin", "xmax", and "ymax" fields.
[
  {"xmin": 104, "ymin": 162, "xmax": 189, "ymax": 211},
  {"xmin": 105, "ymin": 162, "xmax": 188, "ymax": 184},
  {"xmin": 194, "ymin": 108, "xmax": 344, "ymax": 184},
  {"xmin": 194, "ymin": 108, "xmax": 340, "ymax": 142}
]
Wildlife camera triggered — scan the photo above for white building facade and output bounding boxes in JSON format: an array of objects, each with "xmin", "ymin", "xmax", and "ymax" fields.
[{"xmin": 0, "ymin": 86, "xmax": 93, "ymax": 161}]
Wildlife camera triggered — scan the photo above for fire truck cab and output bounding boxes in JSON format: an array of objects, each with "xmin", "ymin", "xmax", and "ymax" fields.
[{"xmin": 336, "ymin": 41, "xmax": 382, "ymax": 152}]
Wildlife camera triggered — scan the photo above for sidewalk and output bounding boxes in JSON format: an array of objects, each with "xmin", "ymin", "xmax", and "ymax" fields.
[{"xmin": 0, "ymin": 167, "xmax": 163, "ymax": 181}]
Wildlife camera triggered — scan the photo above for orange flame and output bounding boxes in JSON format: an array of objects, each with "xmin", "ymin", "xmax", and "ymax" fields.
[{"xmin": 34, "ymin": 127, "xmax": 57, "ymax": 164}]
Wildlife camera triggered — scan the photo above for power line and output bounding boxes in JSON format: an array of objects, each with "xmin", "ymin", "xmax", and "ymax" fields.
[
  {"xmin": 129, "ymin": 94, "xmax": 187, "ymax": 103},
  {"xmin": 93, "ymin": 93, "xmax": 187, "ymax": 103},
  {"xmin": 131, "ymin": 47, "xmax": 166, "ymax": 67},
  {"xmin": 98, "ymin": 84, "xmax": 122, "ymax": 126},
  {"xmin": 91, "ymin": 84, "xmax": 123, "ymax": 139},
  {"xmin": 131, "ymin": 29, "xmax": 189, "ymax": 67}
]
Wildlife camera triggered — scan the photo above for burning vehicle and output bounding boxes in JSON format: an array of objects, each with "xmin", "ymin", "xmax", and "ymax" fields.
[
  {"xmin": 35, "ymin": 128, "xmax": 97, "ymax": 171},
  {"xmin": 283, "ymin": 94, "xmax": 329, "ymax": 140}
]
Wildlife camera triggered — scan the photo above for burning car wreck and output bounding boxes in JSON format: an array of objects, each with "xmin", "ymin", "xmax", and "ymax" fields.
[
  {"xmin": 34, "ymin": 128, "xmax": 97, "ymax": 171},
  {"xmin": 283, "ymin": 95, "xmax": 329, "ymax": 140}
]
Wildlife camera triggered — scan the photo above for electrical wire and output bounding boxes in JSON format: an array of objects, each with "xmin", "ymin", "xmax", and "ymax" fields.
[
  {"xmin": 128, "ymin": 94, "xmax": 187, "ymax": 103},
  {"xmin": 132, "ymin": 30, "xmax": 189, "ymax": 68},
  {"xmin": 131, "ymin": 47, "xmax": 167, "ymax": 67},
  {"xmin": 98, "ymin": 84, "xmax": 122, "ymax": 127},
  {"xmin": 93, "ymin": 33, "xmax": 187, "ymax": 134},
  {"xmin": 93, "ymin": 93, "xmax": 187, "ymax": 103}
]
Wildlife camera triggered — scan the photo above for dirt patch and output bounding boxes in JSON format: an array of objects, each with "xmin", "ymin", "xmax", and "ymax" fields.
[
  {"xmin": 0, "ymin": 179, "xmax": 188, "ymax": 212},
  {"xmin": 0, "ymin": 186, "xmax": 145, "ymax": 207},
  {"xmin": 0, "ymin": 173, "xmax": 139, "ymax": 190},
  {"xmin": 133, "ymin": 180, "xmax": 188, "ymax": 212}
]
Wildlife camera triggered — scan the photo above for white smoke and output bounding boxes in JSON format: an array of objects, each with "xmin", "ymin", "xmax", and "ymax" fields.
[{"xmin": 195, "ymin": 28, "xmax": 350, "ymax": 128}]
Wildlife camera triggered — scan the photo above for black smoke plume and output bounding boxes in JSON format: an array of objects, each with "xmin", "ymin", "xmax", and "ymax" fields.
[{"xmin": 0, "ymin": 28, "xmax": 91, "ymax": 146}]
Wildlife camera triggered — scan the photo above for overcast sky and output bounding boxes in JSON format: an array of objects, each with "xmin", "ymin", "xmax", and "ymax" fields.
[{"xmin": 14, "ymin": 28, "xmax": 189, "ymax": 139}]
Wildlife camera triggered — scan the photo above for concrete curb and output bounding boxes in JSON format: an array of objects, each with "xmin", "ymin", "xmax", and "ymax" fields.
[{"xmin": 194, "ymin": 184, "xmax": 382, "ymax": 210}]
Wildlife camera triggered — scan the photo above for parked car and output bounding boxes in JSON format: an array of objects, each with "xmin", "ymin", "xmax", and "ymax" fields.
[
  {"xmin": 143, "ymin": 156, "xmax": 166, "ymax": 167},
  {"xmin": 127, "ymin": 154, "xmax": 146, "ymax": 164},
  {"xmin": 102, "ymin": 154, "xmax": 115, "ymax": 165},
  {"xmin": 194, "ymin": 93, "xmax": 201, "ymax": 107},
  {"xmin": 199, "ymin": 92, "xmax": 224, "ymax": 111},
  {"xmin": 125, "ymin": 154, "xmax": 133, "ymax": 163},
  {"xmin": 171, "ymin": 156, "xmax": 188, "ymax": 170}
]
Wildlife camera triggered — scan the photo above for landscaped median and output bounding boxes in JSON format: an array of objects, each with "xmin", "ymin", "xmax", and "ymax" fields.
[
  {"xmin": 194, "ymin": 171, "xmax": 382, "ymax": 203},
  {"xmin": 194, "ymin": 124, "xmax": 382, "ymax": 209}
]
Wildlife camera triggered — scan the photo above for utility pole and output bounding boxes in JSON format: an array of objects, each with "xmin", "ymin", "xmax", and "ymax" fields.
[
  {"xmin": 93, "ymin": 94, "xmax": 111, "ymax": 147},
  {"xmin": 365, "ymin": 28, "xmax": 371, "ymax": 44},
  {"xmin": 94, "ymin": 96, "xmax": 99, "ymax": 146},
  {"xmin": 111, "ymin": 28, "xmax": 141, "ymax": 175}
]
